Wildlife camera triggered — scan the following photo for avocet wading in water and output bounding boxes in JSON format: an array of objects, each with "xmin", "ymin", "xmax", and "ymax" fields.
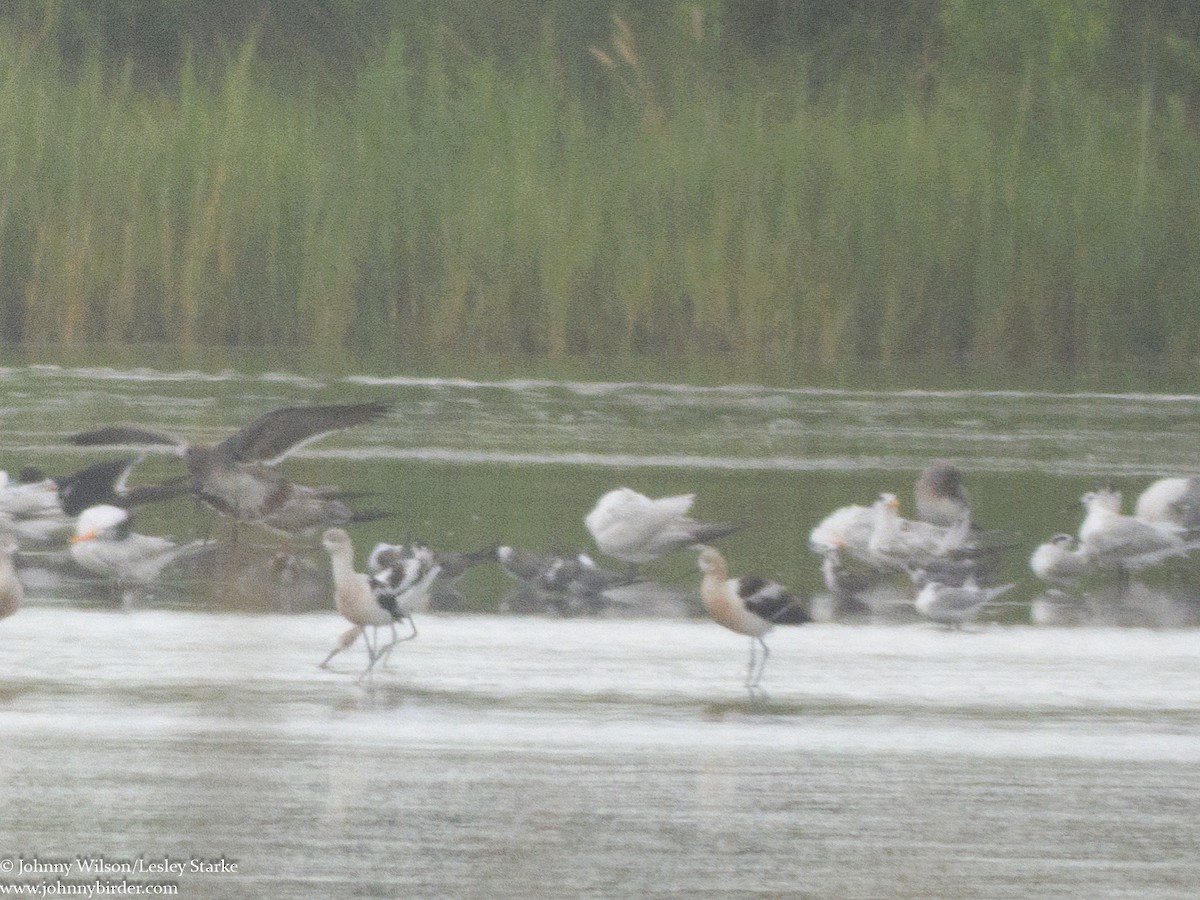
[
  {"xmin": 585, "ymin": 487, "xmax": 738, "ymax": 575},
  {"xmin": 320, "ymin": 528, "xmax": 418, "ymax": 681},
  {"xmin": 696, "ymin": 546, "xmax": 810, "ymax": 690}
]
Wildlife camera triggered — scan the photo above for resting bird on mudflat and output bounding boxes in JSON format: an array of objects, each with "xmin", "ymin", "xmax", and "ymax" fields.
[
  {"xmin": 1077, "ymin": 489, "xmax": 1193, "ymax": 569},
  {"xmin": 69, "ymin": 504, "xmax": 213, "ymax": 589},
  {"xmin": 69, "ymin": 401, "xmax": 391, "ymax": 537},
  {"xmin": 496, "ymin": 546, "xmax": 639, "ymax": 616},
  {"xmin": 914, "ymin": 462, "xmax": 972, "ymax": 528},
  {"xmin": 1133, "ymin": 477, "xmax": 1200, "ymax": 529},
  {"xmin": 585, "ymin": 487, "xmax": 738, "ymax": 573},
  {"xmin": 867, "ymin": 493, "xmax": 972, "ymax": 571},
  {"xmin": 1030, "ymin": 533, "xmax": 1093, "ymax": 585},
  {"xmin": 696, "ymin": 546, "xmax": 810, "ymax": 690},
  {"xmin": 913, "ymin": 577, "xmax": 1014, "ymax": 628}
]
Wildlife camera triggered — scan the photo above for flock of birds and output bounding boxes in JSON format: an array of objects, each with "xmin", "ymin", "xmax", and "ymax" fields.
[{"xmin": 2, "ymin": 401, "xmax": 1200, "ymax": 690}]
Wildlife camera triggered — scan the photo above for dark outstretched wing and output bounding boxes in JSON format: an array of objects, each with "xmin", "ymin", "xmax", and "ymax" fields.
[
  {"xmin": 68, "ymin": 427, "xmax": 183, "ymax": 449},
  {"xmin": 57, "ymin": 456, "xmax": 192, "ymax": 516},
  {"xmin": 218, "ymin": 401, "xmax": 392, "ymax": 464}
]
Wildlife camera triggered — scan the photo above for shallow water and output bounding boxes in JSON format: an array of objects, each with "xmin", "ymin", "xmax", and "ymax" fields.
[
  {"xmin": 3, "ymin": 359, "xmax": 1200, "ymax": 897},
  {"xmin": 3, "ymin": 361, "xmax": 1200, "ymax": 611},
  {"xmin": 3, "ymin": 610, "xmax": 1199, "ymax": 899}
]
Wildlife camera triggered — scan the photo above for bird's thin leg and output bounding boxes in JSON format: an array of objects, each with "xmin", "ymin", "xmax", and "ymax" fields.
[
  {"xmin": 749, "ymin": 637, "xmax": 770, "ymax": 687},
  {"xmin": 377, "ymin": 616, "xmax": 418, "ymax": 669},
  {"xmin": 357, "ymin": 627, "xmax": 380, "ymax": 684},
  {"xmin": 745, "ymin": 638, "xmax": 759, "ymax": 688},
  {"xmin": 377, "ymin": 621, "xmax": 399, "ymax": 669}
]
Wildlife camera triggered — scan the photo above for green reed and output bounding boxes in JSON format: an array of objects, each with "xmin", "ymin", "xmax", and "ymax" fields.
[{"xmin": 1, "ymin": 14, "xmax": 1198, "ymax": 369}]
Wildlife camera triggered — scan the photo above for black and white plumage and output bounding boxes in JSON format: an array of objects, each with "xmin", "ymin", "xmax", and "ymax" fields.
[
  {"xmin": 913, "ymin": 578, "xmax": 1014, "ymax": 627},
  {"xmin": 370, "ymin": 542, "xmax": 495, "ymax": 611},
  {"xmin": 366, "ymin": 542, "xmax": 444, "ymax": 621},
  {"xmin": 915, "ymin": 462, "xmax": 972, "ymax": 528},
  {"xmin": 55, "ymin": 456, "xmax": 191, "ymax": 517},
  {"xmin": 585, "ymin": 487, "xmax": 738, "ymax": 571},
  {"xmin": 697, "ymin": 546, "xmax": 810, "ymax": 689},
  {"xmin": 69, "ymin": 402, "xmax": 391, "ymax": 537},
  {"xmin": 320, "ymin": 527, "xmax": 416, "ymax": 681},
  {"xmin": 496, "ymin": 546, "xmax": 639, "ymax": 616}
]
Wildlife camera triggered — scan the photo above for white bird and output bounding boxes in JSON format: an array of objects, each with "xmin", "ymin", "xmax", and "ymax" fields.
[
  {"xmin": 696, "ymin": 546, "xmax": 810, "ymax": 689},
  {"xmin": 0, "ymin": 470, "xmax": 71, "ymax": 543},
  {"xmin": 867, "ymin": 493, "xmax": 970, "ymax": 570},
  {"xmin": 914, "ymin": 462, "xmax": 972, "ymax": 528},
  {"xmin": 1077, "ymin": 489, "xmax": 1190, "ymax": 569},
  {"xmin": 1030, "ymin": 533, "xmax": 1093, "ymax": 584},
  {"xmin": 1134, "ymin": 477, "xmax": 1200, "ymax": 528},
  {"xmin": 0, "ymin": 470, "xmax": 63, "ymax": 519},
  {"xmin": 0, "ymin": 534, "xmax": 23, "ymax": 620},
  {"xmin": 320, "ymin": 528, "xmax": 415, "ymax": 680},
  {"xmin": 586, "ymin": 488, "xmax": 737, "ymax": 572},
  {"xmin": 808, "ymin": 503, "xmax": 875, "ymax": 559},
  {"xmin": 68, "ymin": 505, "xmax": 210, "ymax": 587},
  {"xmin": 914, "ymin": 578, "xmax": 1014, "ymax": 627}
]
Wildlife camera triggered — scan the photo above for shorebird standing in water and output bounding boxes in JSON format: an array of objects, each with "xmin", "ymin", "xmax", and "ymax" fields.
[
  {"xmin": 696, "ymin": 546, "xmax": 810, "ymax": 690},
  {"xmin": 320, "ymin": 527, "xmax": 418, "ymax": 682}
]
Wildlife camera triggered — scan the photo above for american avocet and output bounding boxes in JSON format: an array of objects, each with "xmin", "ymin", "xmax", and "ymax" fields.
[
  {"xmin": 914, "ymin": 462, "xmax": 972, "ymax": 528},
  {"xmin": 318, "ymin": 624, "xmax": 365, "ymax": 669},
  {"xmin": 320, "ymin": 528, "xmax": 415, "ymax": 682},
  {"xmin": 0, "ymin": 534, "xmax": 23, "ymax": 620},
  {"xmin": 585, "ymin": 487, "xmax": 737, "ymax": 573},
  {"xmin": 696, "ymin": 546, "xmax": 810, "ymax": 689},
  {"xmin": 69, "ymin": 402, "xmax": 391, "ymax": 537},
  {"xmin": 368, "ymin": 542, "xmax": 494, "ymax": 611},
  {"xmin": 69, "ymin": 505, "xmax": 212, "ymax": 593},
  {"xmin": 913, "ymin": 577, "xmax": 1014, "ymax": 627}
]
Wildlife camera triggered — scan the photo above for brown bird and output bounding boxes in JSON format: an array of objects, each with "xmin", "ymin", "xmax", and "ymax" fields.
[
  {"xmin": 697, "ymin": 546, "xmax": 810, "ymax": 689},
  {"xmin": 69, "ymin": 401, "xmax": 391, "ymax": 537}
]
